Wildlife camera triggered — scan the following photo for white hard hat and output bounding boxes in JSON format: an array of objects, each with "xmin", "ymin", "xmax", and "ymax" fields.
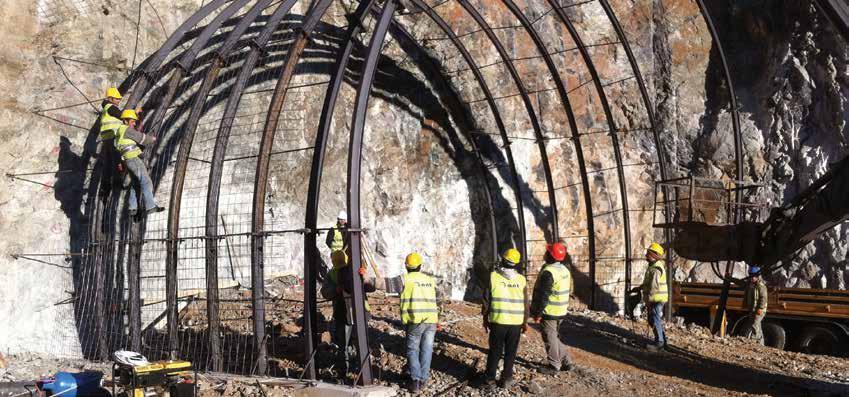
[{"xmin": 338, "ymin": 210, "xmax": 348, "ymax": 221}]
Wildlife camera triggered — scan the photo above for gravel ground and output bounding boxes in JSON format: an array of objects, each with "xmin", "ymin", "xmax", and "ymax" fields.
[{"xmin": 2, "ymin": 291, "xmax": 849, "ymax": 396}]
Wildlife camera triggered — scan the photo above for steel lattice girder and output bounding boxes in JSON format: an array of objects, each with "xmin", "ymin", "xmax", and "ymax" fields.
[{"xmin": 75, "ymin": 0, "xmax": 761, "ymax": 384}]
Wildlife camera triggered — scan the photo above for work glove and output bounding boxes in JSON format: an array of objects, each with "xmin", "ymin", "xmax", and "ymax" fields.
[
  {"xmin": 756, "ymin": 309, "xmax": 764, "ymax": 316},
  {"xmin": 436, "ymin": 323, "xmax": 443, "ymax": 332},
  {"xmin": 116, "ymin": 163, "xmax": 125, "ymax": 173},
  {"xmin": 522, "ymin": 323, "xmax": 529, "ymax": 334},
  {"xmin": 358, "ymin": 266, "xmax": 366, "ymax": 276},
  {"xmin": 533, "ymin": 316, "xmax": 541, "ymax": 324}
]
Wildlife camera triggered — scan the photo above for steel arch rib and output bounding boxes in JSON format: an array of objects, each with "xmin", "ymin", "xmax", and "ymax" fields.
[
  {"xmin": 404, "ymin": 0, "xmax": 522, "ymax": 264},
  {"xmin": 165, "ymin": 0, "xmax": 275, "ymax": 371},
  {"xmin": 251, "ymin": 0, "xmax": 341, "ymax": 378},
  {"xmin": 302, "ymin": 0, "xmax": 377, "ymax": 380},
  {"xmin": 383, "ymin": 19, "xmax": 500, "ymax": 263},
  {"xmin": 596, "ymin": 0, "xmax": 673, "ymax": 304},
  {"xmin": 204, "ymin": 0, "xmax": 299, "ymax": 376},
  {"xmin": 88, "ymin": 0, "xmax": 238, "ymax": 353},
  {"xmin": 693, "ymin": 0, "xmax": 745, "ymax": 333},
  {"xmin": 345, "ymin": 0, "xmax": 398, "ymax": 385},
  {"xmin": 540, "ymin": 0, "xmax": 632, "ymax": 310}
]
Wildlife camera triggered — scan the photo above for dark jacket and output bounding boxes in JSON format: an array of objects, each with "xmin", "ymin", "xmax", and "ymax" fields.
[
  {"xmin": 320, "ymin": 264, "xmax": 376, "ymax": 325},
  {"xmin": 530, "ymin": 262, "xmax": 563, "ymax": 320}
]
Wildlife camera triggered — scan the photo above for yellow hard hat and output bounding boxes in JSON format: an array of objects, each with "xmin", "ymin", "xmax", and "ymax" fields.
[
  {"xmin": 106, "ymin": 87, "xmax": 123, "ymax": 99},
  {"xmin": 502, "ymin": 248, "xmax": 521, "ymax": 265},
  {"xmin": 331, "ymin": 250, "xmax": 348, "ymax": 268},
  {"xmin": 405, "ymin": 252, "xmax": 422, "ymax": 269},
  {"xmin": 647, "ymin": 242, "xmax": 665, "ymax": 256},
  {"xmin": 121, "ymin": 109, "xmax": 138, "ymax": 121}
]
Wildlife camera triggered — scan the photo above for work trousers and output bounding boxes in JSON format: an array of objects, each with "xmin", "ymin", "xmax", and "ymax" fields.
[
  {"xmin": 405, "ymin": 323, "xmax": 436, "ymax": 383},
  {"xmin": 124, "ymin": 157, "xmax": 157, "ymax": 211},
  {"xmin": 648, "ymin": 302, "xmax": 667, "ymax": 346},
  {"xmin": 742, "ymin": 312, "xmax": 765, "ymax": 345},
  {"xmin": 485, "ymin": 324, "xmax": 522, "ymax": 381},
  {"xmin": 540, "ymin": 319, "xmax": 572, "ymax": 369},
  {"xmin": 332, "ymin": 318, "xmax": 356, "ymax": 374},
  {"xmin": 98, "ymin": 141, "xmax": 116, "ymax": 198}
]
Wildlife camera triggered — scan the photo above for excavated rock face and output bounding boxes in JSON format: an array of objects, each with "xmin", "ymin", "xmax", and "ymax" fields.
[{"xmin": 0, "ymin": 0, "xmax": 846, "ymax": 358}]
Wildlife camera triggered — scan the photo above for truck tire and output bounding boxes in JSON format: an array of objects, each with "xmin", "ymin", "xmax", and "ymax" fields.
[
  {"xmin": 762, "ymin": 321, "xmax": 786, "ymax": 350},
  {"xmin": 794, "ymin": 326, "xmax": 840, "ymax": 356}
]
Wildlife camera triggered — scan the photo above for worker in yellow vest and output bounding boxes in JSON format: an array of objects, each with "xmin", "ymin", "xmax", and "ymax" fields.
[
  {"xmin": 116, "ymin": 110, "xmax": 162, "ymax": 216},
  {"xmin": 319, "ymin": 250, "xmax": 375, "ymax": 379},
  {"xmin": 98, "ymin": 87, "xmax": 140, "ymax": 197},
  {"xmin": 530, "ymin": 242, "xmax": 573, "ymax": 374},
  {"xmin": 325, "ymin": 211, "xmax": 349, "ymax": 253},
  {"xmin": 399, "ymin": 252, "xmax": 440, "ymax": 393},
  {"xmin": 641, "ymin": 242, "xmax": 669, "ymax": 351},
  {"xmin": 481, "ymin": 248, "xmax": 528, "ymax": 390}
]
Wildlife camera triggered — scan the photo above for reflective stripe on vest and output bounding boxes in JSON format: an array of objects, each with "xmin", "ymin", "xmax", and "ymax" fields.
[
  {"xmin": 114, "ymin": 125, "xmax": 142, "ymax": 161},
  {"xmin": 330, "ymin": 228, "xmax": 344, "ymax": 252},
  {"xmin": 489, "ymin": 271, "xmax": 526, "ymax": 325},
  {"xmin": 100, "ymin": 104, "xmax": 122, "ymax": 140},
  {"xmin": 647, "ymin": 260, "xmax": 669, "ymax": 303},
  {"xmin": 400, "ymin": 272, "xmax": 438, "ymax": 324},
  {"xmin": 542, "ymin": 263, "xmax": 571, "ymax": 317}
]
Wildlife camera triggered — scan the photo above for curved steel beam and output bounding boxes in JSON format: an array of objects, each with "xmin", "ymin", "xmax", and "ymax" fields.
[
  {"xmin": 693, "ymin": 0, "xmax": 745, "ymax": 333},
  {"xmin": 346, "ymin": 0, "xmax": 398, "ymax": 386},
  {"xmin": 251, "ymin": 0, "xmax": 338, "ymax": 377},
  {"xmin": 597, "ymin": 0, "xmax": 673, "ymax": 306},
  {"xmin": 457, "ymin": 0, "xmax": 559, "ymax": 264},
  {"xmin": 165, "ymin": 0, "xmax": 274, "ymax": 370},
  {"xmin": 302, "ymin": 0, "xmax": 376, "ymax": 380},
  {"xmin": 539, "ymin": 0, "xmax": 633, "ymax": 310},
  {"xmin": 383, "ymin": 19, "xmax": 500, "ymax": 263},
  {"xmin": 90, "ymin": 0, "xmax": 238, "ymax": 353},
  {"xmin": 204, "ymin": 0, "xmax": 299, "ymax": 376},
  {"xmin": 404, "ymin": 0, "xmax": 522, "ymax": 267}
]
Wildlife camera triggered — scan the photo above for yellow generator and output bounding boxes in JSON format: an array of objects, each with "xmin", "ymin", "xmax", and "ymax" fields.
[{"xmin": 111, "ymin": 360, "xmax": 196, "ymax": 397}]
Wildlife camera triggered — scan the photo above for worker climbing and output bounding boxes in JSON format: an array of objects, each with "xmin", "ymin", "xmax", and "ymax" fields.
[
  {"xmin": 98, "ymin": 87, "xmax": 140, "ymax": 198},
  {"xmin": 480, "ymin": 248, "xmax": 528, "ymax": 390},
  {"xmin": 399, "ymin": 252, "xmax": 440, "ymax": 394},
  {"xmin": 116, "ymin": 109, "xmax": 162, "ymax": 216},
  {"xmin": 642, "ymin": 242, "xmax": 669, "ymax": 351},
  {"xmin": 741, "ymin": 265, "xmax": 768, "ymax": 344},
  {"xmin": 530, "ymin": 242, "xmax": 574, "ymax": 374}
]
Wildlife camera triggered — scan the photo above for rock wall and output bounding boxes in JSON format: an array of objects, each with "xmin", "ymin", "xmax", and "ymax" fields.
[{"xmin": 0, "ymin": 0, "xmax": 846, "ymax": 358}]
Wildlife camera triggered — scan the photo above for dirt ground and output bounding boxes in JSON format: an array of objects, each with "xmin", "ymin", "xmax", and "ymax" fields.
[{"xmin": 2, "ymin": 290, "xmax": 849, "ymax": 397}]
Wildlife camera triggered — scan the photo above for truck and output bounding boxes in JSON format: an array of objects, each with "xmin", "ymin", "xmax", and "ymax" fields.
[{"xmin": 672, "ymin": 281, "xmax": 849, "ymax": 356}]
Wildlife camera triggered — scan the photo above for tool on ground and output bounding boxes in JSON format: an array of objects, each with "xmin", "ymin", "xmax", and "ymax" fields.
[{"xmin": 111, "ymin": 351, "xmax": 195, "ymax": 397}]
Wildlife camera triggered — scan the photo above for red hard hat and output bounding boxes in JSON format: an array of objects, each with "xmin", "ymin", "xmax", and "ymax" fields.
[{"xmin": 546, "ymin": 242, "xmax": 567, "ymax": 262}]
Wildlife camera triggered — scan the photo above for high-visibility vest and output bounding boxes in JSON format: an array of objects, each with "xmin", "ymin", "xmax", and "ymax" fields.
[
  {"xmin": 400, "ymin": 272, "xmax": 438, "ymax": 324},
  {"xmin": 99, "ymin": 104, "xmax": 123, "ymax": 141},
  {"xmin": 646, "ymin": 260, "xmax": 669, "ymax": 303},
  {"xmin": 113, "ymin": 124, "xmax": 142, "ymax": 161},
  {"xmin": 541, "ymin": 263, "xmax": 571, "ymax": 317},
  {"xmin": 489, "ymin": 271, "xmax": 526, "ymax": 325},
  {"xmin": 330, "ymin": 227, "xmax": 344, "ymax": 252}
]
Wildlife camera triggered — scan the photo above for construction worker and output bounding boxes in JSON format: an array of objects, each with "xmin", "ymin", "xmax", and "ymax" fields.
[
  {"xmin": 399, "ymin": 252, "xmax": 439, "ymax": 393},
  {"xmin": 530, "ymin": 242, "xmax": 573, "ymax": 374},
  {"xmin": 98, "ymin": 87, "xmax": 139, "ymax": 197},
  {"xmin": 742, "ymin": 266, "xmax": 768, "ymax": 344},
  {"xmin": 481, "ymin": 248, "xmax": 528, "ymax": 390},
  {"xmin": 116, "ymin": 110, "xmax": 162, "ymax": 216},
  {"xmin": 641, "ymin": 243, "xmax": 669, "ymax": 351},
  {"xmin": 326, "ymin": 211, "xmax": 349, "ymax": 253},
  {"xmin": 319, "ymin": 250, "xmax": 376, "ymax": 379}
]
